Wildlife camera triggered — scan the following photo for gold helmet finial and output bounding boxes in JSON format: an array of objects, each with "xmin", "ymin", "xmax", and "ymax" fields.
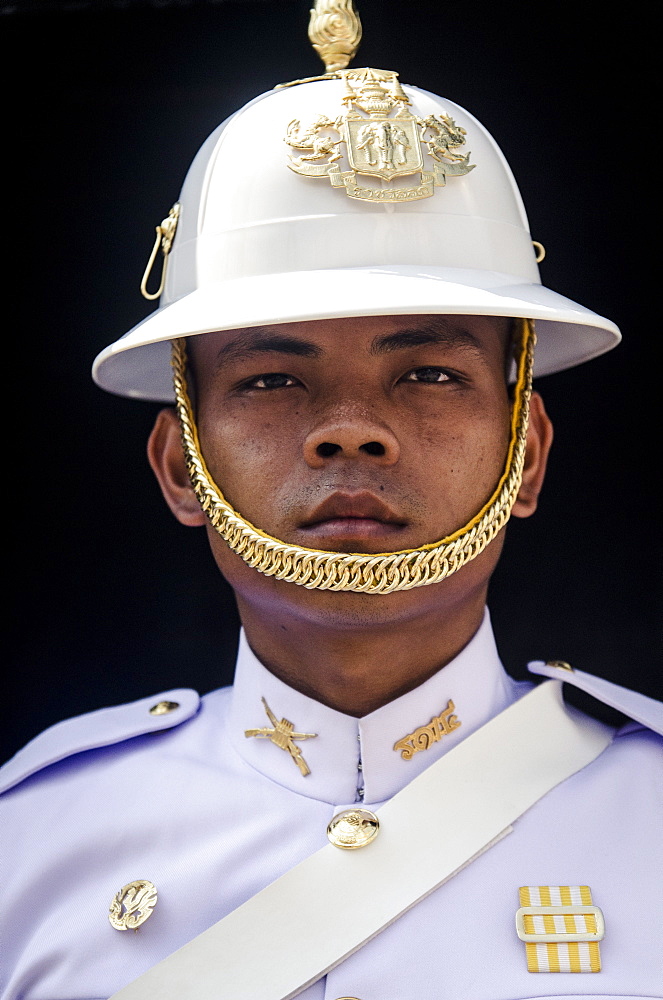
[{"xmin": 308, "ymin": 0, "xmax": 362, "ymax": 73}]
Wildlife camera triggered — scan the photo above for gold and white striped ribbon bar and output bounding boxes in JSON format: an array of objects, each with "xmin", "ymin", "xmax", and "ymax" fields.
[{"xmin": 516, "ymin": 885, "xmax": 604, "ymax": 973}]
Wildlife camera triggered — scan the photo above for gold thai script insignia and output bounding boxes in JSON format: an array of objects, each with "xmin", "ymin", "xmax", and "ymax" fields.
[
  {"xmin": 109, "ymin": 880, "xmax": 158, "ymax": 931},
  {"xmin": 393, "ymin": 699, "xmax": 462, "ymax": 760},
  {"xmin": 285, "ymin": 67, "xmax": 475, "ymax": 203},
  {"xmin": 245, "ymin": 697, "xmax": 317, "ymax": 776}
]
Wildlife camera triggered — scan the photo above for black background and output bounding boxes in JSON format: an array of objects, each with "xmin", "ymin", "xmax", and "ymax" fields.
[{"xmin": 4, "ymin": 0, "xmax": 661, "ymax": 764}]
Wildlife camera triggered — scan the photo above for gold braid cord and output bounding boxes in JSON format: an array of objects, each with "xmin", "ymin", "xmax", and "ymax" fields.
[{"xmin": 172, "ymin": 320, "xmax": 535, "ymax": 594}]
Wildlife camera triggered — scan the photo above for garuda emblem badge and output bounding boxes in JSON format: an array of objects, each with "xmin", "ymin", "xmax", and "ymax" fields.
[
  {"xmin": 108, "ymin": 879, "xmax": 158, "ymax": 931},
  {"xmin": 285, "ymin": 68, "xmax": 475, "ymax": 203}
]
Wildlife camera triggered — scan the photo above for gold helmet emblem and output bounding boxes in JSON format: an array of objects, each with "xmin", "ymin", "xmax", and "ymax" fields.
[{"xmin": 283, "ymin": 4, "xmax": 474, "ymax": 203}]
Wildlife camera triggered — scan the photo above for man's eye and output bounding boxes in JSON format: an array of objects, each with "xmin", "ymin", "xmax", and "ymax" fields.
[
  {"xmin": 403, "ymin": 367, "xmax": 452, "ymax": 384},
  {"xmin": 244, "ymin": 373, "xmax": 298, "ymax": 389}
]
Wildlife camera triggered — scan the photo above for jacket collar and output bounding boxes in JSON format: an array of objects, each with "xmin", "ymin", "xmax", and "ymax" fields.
[{"xmin": 227, "ymin": 608, "xmax": 523, "ymax": 805}]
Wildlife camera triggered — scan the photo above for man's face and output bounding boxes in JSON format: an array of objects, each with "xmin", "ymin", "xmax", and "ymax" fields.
[{"xmin": 188, "ymin": 313, "xmax": 512, "ymax": 564}]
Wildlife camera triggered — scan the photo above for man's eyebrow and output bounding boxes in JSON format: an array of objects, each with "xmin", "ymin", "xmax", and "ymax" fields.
[
  {"xmin": 215, "ymin": 329, "xmax": 323, "ymax": 366},
  {"xmin": 370, "ymin": 324, "xmax": 484, "ymax": 356},
  {"xmin": 213, "ymin": 322, "xmax": 487, "ymax": 369}
]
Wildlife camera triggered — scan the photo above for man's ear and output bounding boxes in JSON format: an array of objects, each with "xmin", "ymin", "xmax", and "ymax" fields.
[
  {"xmin": 147, "ymin": 408, "xmax": 207, "ymax": 527},
  {"xmin": 511, "ymin": 390, "xmax": 554, "ymax": 519}
]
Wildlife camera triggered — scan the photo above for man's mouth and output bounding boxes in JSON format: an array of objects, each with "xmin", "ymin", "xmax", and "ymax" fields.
[{"xmin": 299, "ymin": 491, "xmax": 408, "ymax": 541}]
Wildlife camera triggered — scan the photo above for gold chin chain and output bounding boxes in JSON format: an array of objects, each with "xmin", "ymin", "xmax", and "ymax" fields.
[{"xmin": 171, "ymin": 319, "xmax": 535, "ymax": 594}]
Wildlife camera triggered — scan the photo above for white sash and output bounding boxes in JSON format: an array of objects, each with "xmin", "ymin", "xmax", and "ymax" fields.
[{"xmin": 110, "ymin": 680, "xmax": 613, "ymax": 1000}]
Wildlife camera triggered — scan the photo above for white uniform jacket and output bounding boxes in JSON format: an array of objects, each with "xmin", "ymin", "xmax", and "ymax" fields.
[{"xmin": 1, "ymin": 610, "xmax": 662, "ymax": 1000}]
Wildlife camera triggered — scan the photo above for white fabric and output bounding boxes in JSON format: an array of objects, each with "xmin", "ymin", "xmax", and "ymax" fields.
[
  {"xmin": 230, "ymin": 610, "xmax": 514, "ymax": 803},
  {"xmin": 1, "ymin": 610, "xmax": 661, "ymax": 1000},
  {"xmin": 528, "ymin": 660, "xmax": 663, "ymax": 735},
  {"xmin": 108, "ymin": 679, "xmax": 612, "ymax": 1000},
  {"xmin": 0, "ymin": 689, "xmax": 200, "ymax": 795}
]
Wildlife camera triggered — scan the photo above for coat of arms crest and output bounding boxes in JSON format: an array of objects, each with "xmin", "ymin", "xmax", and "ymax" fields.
[{"xmin": 285, "ymin": 68, "xmax": 475, "ymax": 203}]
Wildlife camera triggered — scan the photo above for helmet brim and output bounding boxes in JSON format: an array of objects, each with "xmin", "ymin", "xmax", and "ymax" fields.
[{"xmin": 92, "ymin": 264, "xmax": 620, "ymax": 401}]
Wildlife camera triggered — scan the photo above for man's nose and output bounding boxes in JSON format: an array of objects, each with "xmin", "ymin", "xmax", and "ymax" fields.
[{"xmin": 303, "ymin": 408, "xmax": 401, "ymax": 468}]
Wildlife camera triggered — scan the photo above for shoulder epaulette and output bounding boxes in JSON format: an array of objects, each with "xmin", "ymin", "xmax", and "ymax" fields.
[
  {"xmin": 527, "ymin": 661, "xmax": 663, "ymax": 736},
  {"xmin": 0, "ymin": 688, "xmax": 200, "ymax": 795}
]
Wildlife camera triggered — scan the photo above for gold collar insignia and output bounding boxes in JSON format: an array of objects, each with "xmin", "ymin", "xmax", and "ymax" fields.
[
  {"xmin": 393, "ymin": 699, "xmax": 461, "ymax": 760},
  {"xmin": 245, "ymin": 697, "xmax": 318, "ymax": 776}
]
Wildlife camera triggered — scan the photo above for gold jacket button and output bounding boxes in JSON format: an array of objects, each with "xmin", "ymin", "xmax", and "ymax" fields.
[
  {"xmin": 149, "ymin": 700, "xmax": 180, "ymax": 715},
  {"xmin": 546, "ymin": 660, "xmax": 574, "ymax": 671},
  {"xmin": 327, "ymin": 808, "xmax": 379, "ymax": 850}
]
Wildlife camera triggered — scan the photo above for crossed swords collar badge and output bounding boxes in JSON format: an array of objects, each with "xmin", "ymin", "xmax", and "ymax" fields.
[
  {"xmin": 285, "ymin": 67, "xmax": 475, "ymax": 204},
  {"xmin": 245, "ymin": 697, "xmax": 318, "ymax": 775}
]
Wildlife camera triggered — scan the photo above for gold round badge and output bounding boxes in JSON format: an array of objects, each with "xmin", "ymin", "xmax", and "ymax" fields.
[{"xmin": 327, "ymin": 808, "xmax": 380, "ymax": 850}]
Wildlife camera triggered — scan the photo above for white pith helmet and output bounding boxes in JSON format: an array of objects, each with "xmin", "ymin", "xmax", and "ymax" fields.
[{"xmin": 92, "ymin": 73, "xmax": 621, "ymax": 402}]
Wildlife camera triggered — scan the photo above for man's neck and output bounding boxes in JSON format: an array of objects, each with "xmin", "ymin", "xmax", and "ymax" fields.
[{"xmin": 235, "ymin": 594, "xmax": 487, "ymax": 717}]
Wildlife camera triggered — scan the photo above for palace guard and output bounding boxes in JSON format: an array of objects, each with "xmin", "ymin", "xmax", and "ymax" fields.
[{"xmin": 1, "ymin": 3, "xmax": 661, "ymax": 999}]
